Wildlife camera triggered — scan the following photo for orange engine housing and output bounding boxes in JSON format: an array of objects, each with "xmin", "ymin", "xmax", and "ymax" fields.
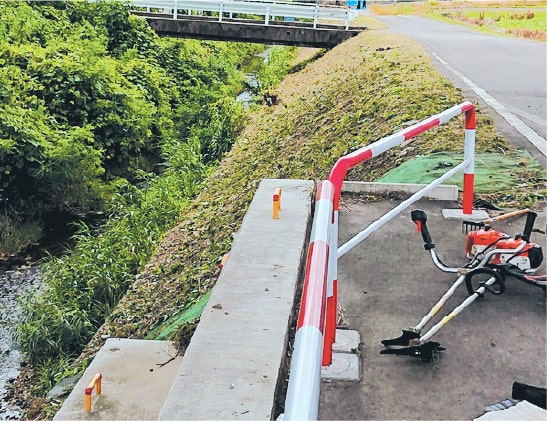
[
  {"xmin": 465, "ymin": 226, "xmax": 507, "ymax": 258},
  {"xmin": 466, "ymin": 226, "xmax": 543, "ymax": 272}
]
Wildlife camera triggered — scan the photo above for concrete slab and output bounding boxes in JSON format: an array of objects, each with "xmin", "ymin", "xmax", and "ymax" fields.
[
  {"xmin": 443, "ymin": 208, "xmax": 489, "ymax": 220},
  {"xmin": 474, "ymin": 400, "xmax": 547, "ymax": 420},
  {"xmin": 332, "ymin": 329, "xmax": 361, "ymax": 353},
  {"xmin": 53, "ymin": 338, "xmax": 182, "ymax": 420},
  {"xmin": 158, "ymin": 179, "xmax": 314, "ymax": 420},
  {"xmin": 322, "ymin": 330, "xmax": 362, "ymax": 381},
  {"xmin": 319, "ymin": 196, "xmax": 546, "ymax": 420},
  {"xmin": 321, "ymin": 353, "xmax": 360, "ymax": 382},
  {"xmin": 342, "ymin": 181, "xmax": 459, "ymax": 201}
]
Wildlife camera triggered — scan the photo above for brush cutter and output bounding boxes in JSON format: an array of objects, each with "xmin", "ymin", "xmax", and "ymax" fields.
[{"xmin": 381, "ymin": 209, "xmax": 545, "ymax": 361}]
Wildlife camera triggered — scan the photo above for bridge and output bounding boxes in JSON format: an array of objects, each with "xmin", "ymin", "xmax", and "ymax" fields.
[{"xmin": 129, "ymin": 0, "xmax": 364, "ymax": 48}]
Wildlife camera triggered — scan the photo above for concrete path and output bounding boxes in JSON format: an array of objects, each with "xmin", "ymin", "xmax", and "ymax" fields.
[
  {"xmin": 376, "ymin": 15, "xmax": 547, "ymax": 160},
  {"xmin": 319, "ymin": 195, "xmax": 546, "ymax": 420},
  {"xmin": 53, "ymin": 339, "xmax": 182, "ymax": 420}
]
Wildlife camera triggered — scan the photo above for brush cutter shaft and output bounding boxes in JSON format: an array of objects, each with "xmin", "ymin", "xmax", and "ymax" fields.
[
  {"xmin": 413, "ymin": 244, "xmax": 526, "ymax": 331},
  {"xmin": 415, "ymin": 274, "xmax": 465, "ymax": 331},
  {"xmin": 416, "ymin": 243, "xmax": 525, "ymax": 333},
  {"xmin": 420, "ymin": 275, "xmax": 497, "ymax": 342}
]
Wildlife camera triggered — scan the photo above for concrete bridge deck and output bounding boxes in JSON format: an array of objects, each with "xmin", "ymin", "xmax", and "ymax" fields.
[{"xmin": 139, "ymin": 15, "xmax": 364, "ymax": 47}]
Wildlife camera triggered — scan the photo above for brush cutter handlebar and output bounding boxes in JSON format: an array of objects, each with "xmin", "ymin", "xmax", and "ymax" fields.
[
  {"xmin": 411, "ymin": 209, "xmax": 435, "ymax": 250},
  {"xmin": 522, "ymin": 211, "xmax": 537, "ymax": 242}
]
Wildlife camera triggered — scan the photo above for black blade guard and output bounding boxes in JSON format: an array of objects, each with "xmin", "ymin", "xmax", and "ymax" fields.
[
  {"xmin": 380, "ymin": 341, "xmax": 446, "ymax": 361},
  {"xmin": 381, "ymin": 329, "xmax": 420, "ymax": 347}
]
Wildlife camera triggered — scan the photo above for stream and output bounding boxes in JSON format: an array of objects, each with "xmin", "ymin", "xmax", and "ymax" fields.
[
  {"xmin": 236, "ymin": 47, "xmax": 272, "ymax": 108},
  {"xmin": 1, "ymin": 264, "xmax": 41, "ymax": 419}
]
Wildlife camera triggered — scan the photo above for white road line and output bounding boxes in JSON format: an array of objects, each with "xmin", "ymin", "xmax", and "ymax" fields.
[{"xmin": 431, "ymin": 52, "xmax": 547, "ymax": 158}]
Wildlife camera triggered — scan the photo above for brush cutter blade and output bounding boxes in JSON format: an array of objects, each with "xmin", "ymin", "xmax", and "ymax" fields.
[
  {"xmin": 381, "ymin": 329, "xmax": 420, "ymax": 347},
  {"xmin": 380, "ymin": 341, "xmax": 445, "ymax": 361}
]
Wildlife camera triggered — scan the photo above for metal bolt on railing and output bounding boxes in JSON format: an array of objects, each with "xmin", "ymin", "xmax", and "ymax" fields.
[{"xmin": 84, "ymin": 373, "xmax": 102, "ymax": 412}]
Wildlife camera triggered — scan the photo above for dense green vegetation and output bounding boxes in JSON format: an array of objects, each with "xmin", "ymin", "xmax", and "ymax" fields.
[
  {"xmin": 0, "ymin": 1, "xmax": 259, "ymax": 255},
  {"xmin": 0, "ymin": 0, "xmax": 295, "ymax": 396},
  {"xmin": 254, "ymin": 46, "xmax": 297, "ymax": 94}
]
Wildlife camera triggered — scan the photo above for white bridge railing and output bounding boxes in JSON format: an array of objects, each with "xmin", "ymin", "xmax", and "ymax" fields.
[{"xmin": 130, "ymin": 0, "xmax": 358, "ymax": 29}]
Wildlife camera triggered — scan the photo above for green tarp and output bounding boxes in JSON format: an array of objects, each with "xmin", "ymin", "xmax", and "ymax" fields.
[{"xmin": 376, "ymin": 151, "xmax": 541, "ymax": 193}]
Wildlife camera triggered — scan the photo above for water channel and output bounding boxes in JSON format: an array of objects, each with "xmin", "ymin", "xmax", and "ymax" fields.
[
  {"xmin": 0, "ymin": 264, "xmax": 41, "ymax": 419},
  {"xmin": 236, "ymin": 47, "xmax": 272, "ymax": 108}
]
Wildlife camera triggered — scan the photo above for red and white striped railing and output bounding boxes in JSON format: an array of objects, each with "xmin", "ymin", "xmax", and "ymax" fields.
[
  {"xmin": 284, "ymin": 181, "xmax": 335, "ymax": 420},
  {"xmin": 284, "ymin": 101, "xmax": 476, "ymax": 420}
]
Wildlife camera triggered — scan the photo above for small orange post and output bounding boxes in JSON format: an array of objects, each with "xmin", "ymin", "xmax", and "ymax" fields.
[
  {"xmin": 84, "ymin": 373, "xmax": 102, "ymax": 412},
  {"xmin": 219, "ymin": 252, "xmax": 230, "ymax": 268},
  {"xmin": 273, "ymin": 188, "xmax": 281, "ymax": 219}
]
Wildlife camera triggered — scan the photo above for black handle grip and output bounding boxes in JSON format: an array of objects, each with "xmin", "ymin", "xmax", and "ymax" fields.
[
  {"xmin": 411, "ymin": 209, "xmax": 435, "ymax": 250},
  {"xmin": 522, "ymin": 211, "xmax": 537, "ymax": 242}
]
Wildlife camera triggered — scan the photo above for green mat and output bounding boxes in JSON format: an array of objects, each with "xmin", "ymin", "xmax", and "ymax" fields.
[
  {"xmin": 145, "ymin": 290, "xmax": 212, "ymax": 340},
  {"xmin": 376, "ymin": 151, "xmax": 541, "ymax": 193}
]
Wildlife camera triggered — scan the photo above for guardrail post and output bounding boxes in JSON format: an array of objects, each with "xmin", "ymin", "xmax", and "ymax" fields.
[
  {"xmin": 285, "ymin": 181, "xmax": 334, "ymax": 420},
  {"xmin": 462, "ymin": 105, "xmax": 476, "ymax": 215},
  {"xmin": 323, "ymin": 209, "xmax": 338, "ymax": 366},
  {"xmin": 265, "ymin": 6, "xmax": 270, "ymax": 25},
  {"xmin": 219, "ymin": 0, "xmax": 224, "ymax": 22}
]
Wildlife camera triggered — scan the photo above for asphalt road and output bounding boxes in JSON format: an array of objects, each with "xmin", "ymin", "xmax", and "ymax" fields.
[{"xmin": 375, "ymin": 15, "xmax": 547, "ymax": 161}]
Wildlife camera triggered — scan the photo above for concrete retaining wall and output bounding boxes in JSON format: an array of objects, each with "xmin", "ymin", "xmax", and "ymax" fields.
[{"xmin": 158, "ymin": 179, "xmax": 314, "ymax": 419}]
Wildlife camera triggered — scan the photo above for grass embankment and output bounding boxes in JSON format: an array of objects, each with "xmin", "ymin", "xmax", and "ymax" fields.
[
  {"xmin": 369, "ymin": 1, "xmax": 547, "ymax": 41},
  {"xmin": 18, "ymin": 29, "xmax": 546, "ymax": 417}
]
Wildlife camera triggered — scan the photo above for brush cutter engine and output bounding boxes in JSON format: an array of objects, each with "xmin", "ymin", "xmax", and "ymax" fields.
[{"xmin": 465, "ymin": 226, "xmax": 544, "ymax": 272}]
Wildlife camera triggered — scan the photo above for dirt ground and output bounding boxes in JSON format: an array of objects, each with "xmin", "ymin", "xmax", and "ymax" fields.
[{"xmin": 319, "ymin": 195, "xmax": 546, "ymax": 420}]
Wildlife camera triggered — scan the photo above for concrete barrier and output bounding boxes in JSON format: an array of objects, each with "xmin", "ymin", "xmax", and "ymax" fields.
[{"xmin": 158, "ymin": 179, "xmax": 314, "ymax": 419}]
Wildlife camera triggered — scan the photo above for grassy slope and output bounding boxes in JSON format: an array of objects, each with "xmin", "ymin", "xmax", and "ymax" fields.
[{"xmin": 75, "ymin": 29, "xmax": 528, "ymax": 363}]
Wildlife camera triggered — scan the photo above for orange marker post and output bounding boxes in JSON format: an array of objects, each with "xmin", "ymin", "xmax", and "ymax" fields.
[
  {"xmin": 85, "ymin": 373, "xmax": 102, "ymax": 412},
  {"xmin": 219, "ymin": 253, "xmax": 230, "ymax": 268},
  {"xmin": 273, "ymin": 188, "xmax": 282, "ymax": 219}
]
